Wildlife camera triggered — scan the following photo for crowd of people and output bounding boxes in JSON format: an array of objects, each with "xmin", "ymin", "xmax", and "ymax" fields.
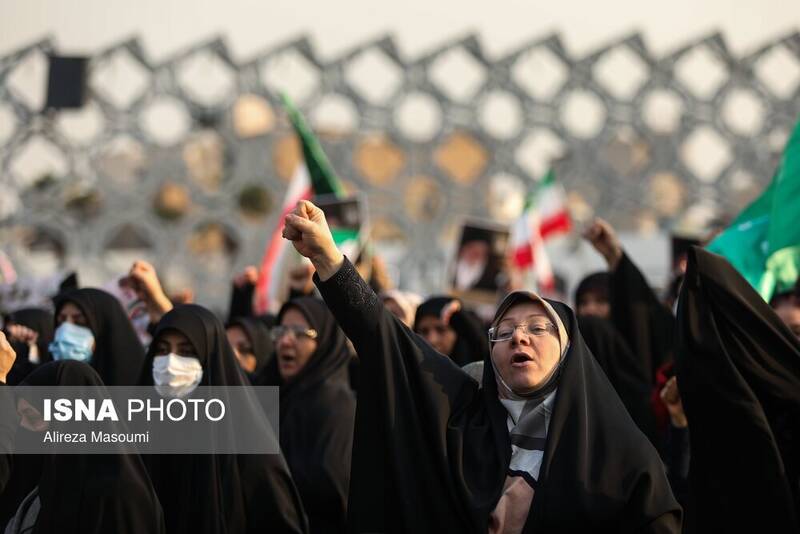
[{"xmin": 0, "ymin": 197, "xmax": 798, "ymax": 533}]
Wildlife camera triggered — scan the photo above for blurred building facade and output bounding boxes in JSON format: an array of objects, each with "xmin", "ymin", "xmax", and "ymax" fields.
[{"xmin": 0, "ymin": 30, "xmax": 799, "ymax": 306}]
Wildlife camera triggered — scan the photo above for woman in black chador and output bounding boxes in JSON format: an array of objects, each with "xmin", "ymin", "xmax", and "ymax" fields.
[
  {"xmin": 676, "ymin": 248, "xmax": 800, "ymax": 532},
  {"xmin": 51, "ymin": 288, "xmax": 146, "ymax": 386},
  {"xmin": 282, "ymin": 200, "xmax": 681, "ymax": 533},
  {"xmin": 138, "ymin": 304, "xmax": 309, "ymax": 534},
  {"xmin": 258, "ymin": 297, "xmax": 356, "ymax": 533},
  {"xmin": 2, "ymin": 292, "xmax": 146, "ymax": 529},
  {"xmin": 7, "ymin": 360, "xmax": 165, "ymax": 534}
]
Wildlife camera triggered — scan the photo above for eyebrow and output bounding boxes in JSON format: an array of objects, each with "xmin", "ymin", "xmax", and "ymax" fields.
[{"xmin": 498, "ymin": 314, "xmax": 549, "ymax": 324}]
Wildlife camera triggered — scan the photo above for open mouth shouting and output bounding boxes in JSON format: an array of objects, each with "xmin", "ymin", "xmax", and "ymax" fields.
[{"xmin": 510, "ymin": 351, "xmax": 535, "ymax": 368}]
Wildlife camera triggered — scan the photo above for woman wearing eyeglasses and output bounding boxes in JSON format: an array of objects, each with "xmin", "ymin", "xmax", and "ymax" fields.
[
  {"xmin": 258, "ymin": 297, "xmax": 356, "ymax": 534},
  {"xmin": 282, "ymin": 200, "xmax": 681, "ymax": 534}
]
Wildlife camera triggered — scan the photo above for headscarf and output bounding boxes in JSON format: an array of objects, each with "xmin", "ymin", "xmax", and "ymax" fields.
[
  {"xmin": 486, "ymin": 292, "xmax": 568, "ymax": 484},
  {"xmin": 14, "ymin": 360, "xmax": 165, "ymax": 534},
  {"xmin": 414, "ymin": 295, "xmax": 488, "ymax": 366},
  {"xmin": 676, "ymin": 247, "xmax": 800, "ymax": 532},
  {"xmin": 259, "ymin": 297, "xmax": 355, "ymax": 534},
  {"xmin": 262, "ymin": 298, "xmax": 351, "ymax": 395},
  {"xmin": 380, "ymin": 290, "xmax": 422, "ymax": 327},
  {"xmin": 226, "ymin": 316, "xmax": 275, "ymax": 381},
  {"xmin": 53, "ymin": 288, "xmax": 145, "ymax": 386},
  {"xmin": 573, "ymin": 271, "xmax": 610, "ymax": 308},
  {"xmin": 139, "ymin": 304, "xmax": 309, "ymax": 534}
]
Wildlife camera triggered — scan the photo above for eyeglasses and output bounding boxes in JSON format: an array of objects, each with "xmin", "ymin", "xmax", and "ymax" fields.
[
  {"xmin": 488, "ymin": 322, "xmax": 555, "ymax": 343},
  {"xmin": 270, "ymin": 325, "xmax": 318, "ymax": 341}
]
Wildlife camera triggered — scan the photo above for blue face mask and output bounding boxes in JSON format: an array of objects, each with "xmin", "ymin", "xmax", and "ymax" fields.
[{"xmin": 49, "ymin": 322, "xmax": 95, "ymax": 363}]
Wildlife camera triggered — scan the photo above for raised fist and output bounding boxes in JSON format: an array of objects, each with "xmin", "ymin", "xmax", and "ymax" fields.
[
  {"xmin": 282, "ymin": 200, "xmax": 344, "ymax": 281},
  {"xmin": 582, "ymin": 218, "xmax": 623, "ymax": 270},
  {"xmin": 128, "ymin": 260, "xmax": 173, "ymax": 322},
  {"xmin": 0, "ymin": 332, "xmax": 17, "ymax": 384},
  {"xmin": 233, "ymin": 266, "xmax": 259, "ymax": 289}
]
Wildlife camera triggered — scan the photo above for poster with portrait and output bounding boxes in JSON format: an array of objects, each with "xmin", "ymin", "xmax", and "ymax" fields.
[{"xmin": 449, "ymin": 219, "xmax": 510, "ymax": 304}]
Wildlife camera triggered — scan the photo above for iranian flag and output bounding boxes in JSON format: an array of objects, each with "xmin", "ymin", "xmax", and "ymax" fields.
[
  {"xmin": 535, "ymin": 170, "xmax": 572, "ymax": 239},
  {"xmin": 254, "ymin": 93, "xmax": 346, "ymax": 314},
  {"xmin": 509, "ymin": 170, "xmax": 572, "ymax": 291},
  {"xmin": 707, "ymin": 116, "xmax": 800, "ymax": 301}
]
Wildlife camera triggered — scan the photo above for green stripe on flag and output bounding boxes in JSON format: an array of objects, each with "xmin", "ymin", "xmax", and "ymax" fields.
[
  {"xmin": 708, "ymin": 117, "xmax": 800, "ymax": 301},
  {"xmin": 279, "ymin": 92, "xmax": 345, "ymax": 198},
  {"xmin": 331, "ymin": 228, "xmax": 359, "ymax": 245},
  {"xmin": 523, "ymin": 169, "xmax": 555, "ymax": 211}
]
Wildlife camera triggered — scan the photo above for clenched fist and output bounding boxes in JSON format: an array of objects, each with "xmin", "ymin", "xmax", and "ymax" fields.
[
  {"xmin": 128, "ymin": 260, "xmax": 173, "ymax": 323},
  {"xmin": 233, "ymin": 266, "xmax": 259, "ymax": 289},
  {"xmin": 6, "ymin": 324, "xmax": 38, "ymax": 346},
  {"xmin": 282, "ymin": 200, "xmax": 344, "ymax": 281},
  {"xmin": 582, "ymin": 218, "xmax": 623, "ymax": 270},
  {"xmin": 0, "ymin": 332, "xmax": 17, "ymax": 384}
]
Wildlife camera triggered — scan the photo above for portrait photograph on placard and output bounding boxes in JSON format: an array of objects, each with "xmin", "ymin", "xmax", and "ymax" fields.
[{"xmin": 449, "ymin": 220, "xmax": 510, "ymax": 301}]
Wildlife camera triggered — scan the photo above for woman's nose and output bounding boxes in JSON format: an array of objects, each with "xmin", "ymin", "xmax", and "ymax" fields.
[
  {"xmin": 511, "ymin": 326, "xmax": 530, "ymax": 345},
  {"xmin": 277, "ymin": 333, "xmax": 295, "ymax": 347}
]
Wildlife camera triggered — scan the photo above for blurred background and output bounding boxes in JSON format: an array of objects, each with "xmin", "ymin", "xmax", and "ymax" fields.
[{"xmin": 1, "ymin": 0, "xmax": 799, "ymax": 309}]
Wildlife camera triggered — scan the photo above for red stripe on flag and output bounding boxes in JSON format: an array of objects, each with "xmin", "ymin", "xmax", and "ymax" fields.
[
  {"xmin": 254, "ymin": 188, "xmax": 312, "ymax": 314},
  {"xmin": 540, "ymin": 212, "xmax": 571, "ymax": 239},
  {"xmin": 512, "ymin": 244, "xmax": 534, "ymax": 269}
]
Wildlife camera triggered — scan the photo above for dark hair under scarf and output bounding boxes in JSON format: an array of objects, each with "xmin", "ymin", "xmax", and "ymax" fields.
[
  {"xmin": 574, "ymin": 271, "xmax": 611, "ymax": 307},
  {"xmin": 139, "ymin": 304, "xmax": 308, "ymax": 534},
  {"xmin": 413, "ymin": 295, "xmax": 488, "ymax": 366},
  {"xmin": 226, "ymin": 316, "xmax": 275, "ymax": 381},
  {"xmin": 14, "ymin": 360, "xmax": 165, "ymax": 534},
  {"xmin": 414, "ymin": 296, "xmax": 454, "ymax": 327},
  {"xmin": 53, "ymin": 288, "xmax": 145, "ymax": 386},
  {"xmin": 260, "ymin": 297, "xmax": 355, "ymax": 534}
]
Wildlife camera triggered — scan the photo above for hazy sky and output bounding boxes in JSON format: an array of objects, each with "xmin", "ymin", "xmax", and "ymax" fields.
[{"xmin": 2, "ymin": 0, "xmax": 798, "ymax": 60}]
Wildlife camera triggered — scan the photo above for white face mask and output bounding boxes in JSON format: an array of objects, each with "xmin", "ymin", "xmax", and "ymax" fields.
[{"xmin": 152, "ymin": 353, "xmax": 203, "ymax": 398}]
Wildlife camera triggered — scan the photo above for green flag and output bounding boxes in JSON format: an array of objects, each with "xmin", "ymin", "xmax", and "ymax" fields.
[
  {"xmin": 708, "ymin": 118, "xmax": 800, "ymax": 301},
  {"xmin": 279, "ymin": 92, "xmax": 345, "ymax": 198}
]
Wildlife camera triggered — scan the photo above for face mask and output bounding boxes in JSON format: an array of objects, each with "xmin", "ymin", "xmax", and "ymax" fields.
[
  {"xmin": 49, "ymin": 323, "xmax": 95, "ymax": 363},
  {"xmin": 152, "ymin": 353, "xmax": 203, "ymax": 398}
]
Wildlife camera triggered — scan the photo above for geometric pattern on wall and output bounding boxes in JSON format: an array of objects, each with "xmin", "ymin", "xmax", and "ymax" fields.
[{"xmin": 1, "ymin": 31, "xmax": 799, "ymax": 306}]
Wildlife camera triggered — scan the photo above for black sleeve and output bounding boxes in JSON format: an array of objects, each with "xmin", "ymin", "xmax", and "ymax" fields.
[
  {"xmin": 0, "ymin": 383, "xmax": 16, "ymax": 494},
  {"xmin": 228, "ymin": 281, "xmax": 255, "ymax": 322},
  {"xmin": 664, "ymin": 424, "xmax": 690, "ymax": 508},
  {"xmin": 610, "ymin": 252, "xmax": 676, "ymax": 382},
  {"xmin": 314, "ymin": 258, "xmax": 471, "ymax": 382},
  {"xmin": 314, "ymin": 258, "xmax": 481, "ymax": 532}
]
